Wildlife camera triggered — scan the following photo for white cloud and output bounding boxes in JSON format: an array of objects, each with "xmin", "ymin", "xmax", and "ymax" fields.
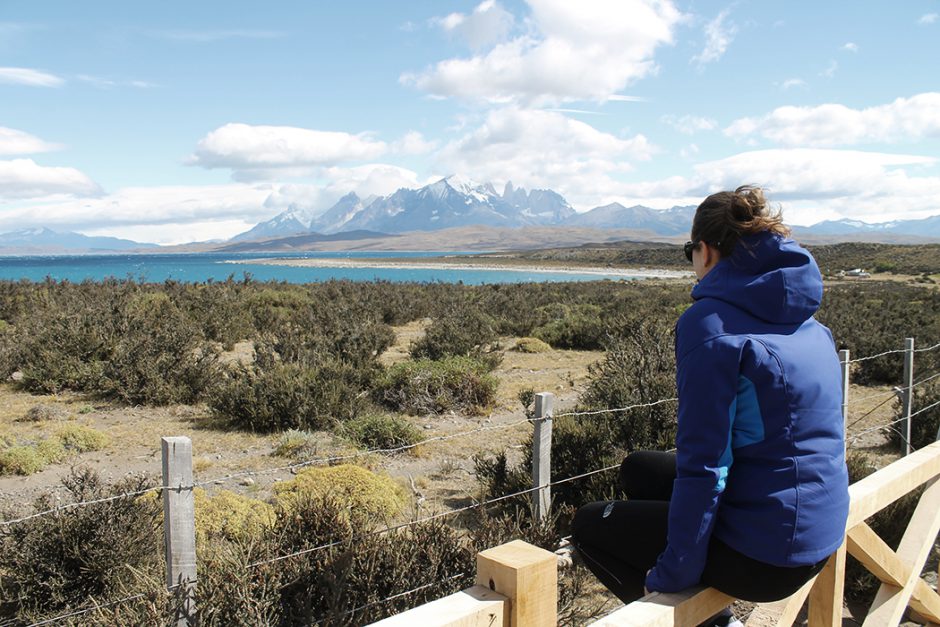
[
  {"xmin": 0, "ymin": 128, "xmax": 62, "ymax": 155},
  {"xmin": 403, "ymin": 0, "xmax": 684, "ymax": 105},
  {"xmin": 780, "ymin": 78, "xmax": 807, "ymax": 90},
  {"xmin": 436, "ymin": 107, "xmax": 653, "ymax": 206},
  {"xmin": 724, "ymin": 92, "xmax": 940, "ymax": 147},
  {"xmin": 155, "ymin": 29, "xmax": 286, "ymax": 42},
  {"xmin": 611, "ymin": 149, "xmax": 940, "ymax": 224},
  {"xmin": 432, "ymin": 0, "xmax": 515, "ymax": 49},
  {"xmin": 918, "ymin": 13, "xmax": 938, "ymax": 25},
  {"xmin": 692, "ymin": 9, "xmax": 737, "ymax": 68},
  {"xmin": 661, "ymin": 114, "xmax": 717, "ymax": 134},
  {"xmin": 0, "ymin": 66, "xmax": 64, "ymax": 87},
  {"xmin": 820, "ymin": 59, "xmax": 838, "ymax": 78},
  {"xmin": 0, "ymin": 159, "xmax": 101, "ymax": 199},
  {"xmin": 391, "ymin": 131, "xmax": 438, "ymax": 155},
  {"xmin": 76, "ymin": 74, "xmax": 155, "ymax": 89},
  {"xmin": 842, "ymin": 42, "xmax": 858, "ymax": 52},
  {"xmin": 188, "ymin": 123, "xmax": 388, "ymax": 177}
]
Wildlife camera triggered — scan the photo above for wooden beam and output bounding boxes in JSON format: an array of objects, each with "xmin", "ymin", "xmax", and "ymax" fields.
[
  {"xmin": 847, "ymin": 441, "xmax": 940, "ymax": 528},
  {"xmin": 808, "ymin": 543, "xmax": 846, "ymax": 627},
  {"xmin": 368, "ymin": 585, "xmax": 507, "ymax": 627},
  {"xmin": 589, "ymin": 587, "xmax": 735, "ymax": 626},
  {"xmin": 746, "ymin": 576, "xmax": 816, "ymax": 627},
  {"xmin": 862, "ymin": 477, "xmax": 940, "ymax": 626},
  {"xmin": 476, "ymin": 539, "xmax": 557, "ymax": 627}
]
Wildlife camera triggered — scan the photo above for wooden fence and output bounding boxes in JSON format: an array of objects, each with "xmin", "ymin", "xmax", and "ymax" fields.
[{"xmin": 366, "ymin": 440, "xmax": 940, "ymax": 626}]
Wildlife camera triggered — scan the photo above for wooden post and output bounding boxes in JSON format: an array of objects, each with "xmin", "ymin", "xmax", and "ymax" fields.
[
  {"xmin": 476, "ymin": 539, "xmax": 557, "ymax": 627},
  {"xmin": 839, "ymin": 349, "xmax": 850, "ymax": 431},
  {"xmin": 532, "ymin": 393, "xmax": 553, "ymax": 522},
  {"xmin": 807, "ymin": 542, "xmax": 847, "ymax": 627},
  {"xmin": 162, "ymin": 436, "xmax": 196, "ymax": 626},
  {"xmin": 901, "ymin": 338, "xmax": 914, "ymax": 457}
]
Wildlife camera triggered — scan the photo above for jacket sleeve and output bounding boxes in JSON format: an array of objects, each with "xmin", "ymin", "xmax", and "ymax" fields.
[{"xmin": 645, "ymin": 337, "xmax": 740, "ymax": 593}]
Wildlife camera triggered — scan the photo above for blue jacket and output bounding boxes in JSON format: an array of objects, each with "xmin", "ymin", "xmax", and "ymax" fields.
[{"xmin": 645, "ymin": 231, "xmax": 849, "ymax": 593}]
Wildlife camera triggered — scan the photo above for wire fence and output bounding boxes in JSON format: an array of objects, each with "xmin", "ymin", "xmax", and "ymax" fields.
[{"xmin": 3, "ymin": 340, "xmax": 939, "ymax": 624}]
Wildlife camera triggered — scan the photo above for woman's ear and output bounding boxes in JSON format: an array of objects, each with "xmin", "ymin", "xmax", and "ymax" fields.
[{"xmin": 702, "ymin": 243, "xmax": 720, "ymax": 271}]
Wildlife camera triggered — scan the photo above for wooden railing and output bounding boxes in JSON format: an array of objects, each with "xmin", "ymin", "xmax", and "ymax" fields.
[{"xmin": 368, "ymin": 440, "xmax": 940, "ymax": 627}]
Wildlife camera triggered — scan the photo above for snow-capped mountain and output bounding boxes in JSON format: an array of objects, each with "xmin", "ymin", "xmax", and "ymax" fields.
[
  {"xmin": 233, "ymin": 176, "xmax": 577, "ymax": 240},
  {"xmin": 564, "ymin": 203, "xmax": 696, "ymax": 235},
  {"xmin": 0, "ymin": 227, "xmax": 157, "ymax": 253},
  {"xmin": 794, "ymin": 215, "xmax": 940, "ymax": 238}
]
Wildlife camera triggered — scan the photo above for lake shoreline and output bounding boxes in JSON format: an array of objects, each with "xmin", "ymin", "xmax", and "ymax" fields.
[{"xmin": 235, "ymin": 257, "xmax": 694, "ymax": 279}]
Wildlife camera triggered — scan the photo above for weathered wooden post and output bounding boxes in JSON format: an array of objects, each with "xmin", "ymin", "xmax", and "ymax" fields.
[
  {"xmin": 532, "ymin": 392, "xmax": 553, "ymax": 522},
  {"xmin": 476, "ymin": 539, "xmax": 557, "ymax": 626},
  {"xmin": 839, "ymin": 349, "xmax": 850, "ymax": 432},
  {"xmin": 162, "ymin": 436, "xmax": 196, "ymax": 626},
  {"xmin": 901, "ymin": 338, "xmax": 914, "ymax": 456}
]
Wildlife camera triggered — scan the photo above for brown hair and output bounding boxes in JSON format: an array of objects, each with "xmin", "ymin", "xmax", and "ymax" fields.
[{"xmin": 690, "ymin": 185, "xmax": 790, "ymax": 257}]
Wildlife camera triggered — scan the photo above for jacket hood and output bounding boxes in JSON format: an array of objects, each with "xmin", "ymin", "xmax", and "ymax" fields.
[{"xmin": 691, "ymin": 231, "xmax": 822, "ymax": 324}]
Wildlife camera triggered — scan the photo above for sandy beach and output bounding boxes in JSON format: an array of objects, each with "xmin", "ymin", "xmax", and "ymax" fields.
[{"xmin": 232, "ymin": 257, "xmax": 693, "ymax": 279}]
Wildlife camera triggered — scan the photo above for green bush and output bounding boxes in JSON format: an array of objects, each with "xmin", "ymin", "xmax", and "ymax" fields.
[
  {"xmin": 340, "ymin": 413, "xmax": 422, "ymax": 451},
  {"xmin": 210, "ymin": 358, "xmax": 371, "ymax": 432},
  {"xmin": 410, "ymin": 305, "xmax": 497, "ymax": 361},
  {"xmin": 0, "ymin": 445, "xmax": 47, "ymax": 475},
  {"xmin": 889, "ymin": 381, "xmax": 940, "ymax": 451},
  {"xmin": 272, "ymin": 429, "xmax": 319, "ymax": 459},
  {"xmin": 0, "ymin": 468, "xmax": 162, "ymax": 621},
  {"xmin": 376, "ymin": 356, "xmax": 498, "ymax": 415},
  {"xmin": 532, "ymin": 303, "xmax": 606, "ymax": 350},
  {"xmin": 56, "ymin": 423, "xmax": 110, "ymax": 453}
]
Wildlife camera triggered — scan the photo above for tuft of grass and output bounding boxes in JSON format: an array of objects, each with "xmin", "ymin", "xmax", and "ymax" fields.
[
  {"xmin": 272, "ymin": 429, "xmax": 319, "ymax": 459},
  {"xmin": 513, "ymin": 337, "xmax": 552, "ymax": 353},
  {"xmin": 194, "ymin": 488, "xmax": 275, "ymax": 542},
  {"xmin": 56, "ymin": 423, "xmax": 110, "ymax": 453},
  {"xmin": 22, "ymin": 404, "xmax": 70, "ymax": 422},
  {"xmin": 340, "ymin": 414, "xmax": 422, "ymax": 452}
]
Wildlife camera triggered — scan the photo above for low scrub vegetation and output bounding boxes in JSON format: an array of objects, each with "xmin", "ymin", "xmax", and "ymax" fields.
[
  {"xmin": 340, "ymin": 413, "xmax": 422, "ymax": 451},
  {"xmin": 376, "ymin": 356, "xmax": 498, "ymax": 415}
]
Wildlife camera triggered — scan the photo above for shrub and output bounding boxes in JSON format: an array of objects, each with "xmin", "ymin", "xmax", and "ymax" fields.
[
  {"xmin": 409, "ymin": 305, "xmax": 497, "ymax": 361},
  {"xmin": 340, "ymin": 413, "xmax": 422, "ymax": 451},
  {"xmin": 22, "ymin": 403, "xmax": 69, "ymax": 422},
  {"xmin": 56, "ymin": 423, "xmax": 110, "ymax": 453},
  {"xmin": 376, "ymin": 356, "xmax": 498, "ymax": 415},
  {"xmin": 0, "ymin": 445, "xmax": 46, "ymax": 475},
  {"xmin": 513, "ymin": 337, "xmax": 552, "ymax": 353},
  {"xmin": 210, "ymin": 358, "xmax": 370, "ymax": 432},
  {"xmin": 532, "ymin": 303, "xmax": 606, "ymax": 350},
  {"xmin": 36, "ymin": 438, "xmax": 66, "ymax": 464},
  {"xmin": 0, "ymin": 468, "xmax": 162, "ymax": 622},
  {"xmin": 194, "ymin": 489, "xmax": 275, "ymax": 542},
  {"xmin": 274, "ymin": 464, "xmax": 407, "ymax": 523}
]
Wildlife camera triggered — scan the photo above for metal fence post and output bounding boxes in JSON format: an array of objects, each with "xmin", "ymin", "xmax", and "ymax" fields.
[
  {"xmin": 901, "ymin": 338, "xmax": 914, "ymax": 457},
  {"xmin": 162, "ymin": 436, "xmax": 197, "ymax": 626},
  {"xmin": 532, "ymin": 393, "xmax": 553, "ymax": 522}
]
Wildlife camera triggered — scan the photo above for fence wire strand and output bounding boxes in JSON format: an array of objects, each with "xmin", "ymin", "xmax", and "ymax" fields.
[
  {"xmin": 248, "ymin": 461, "xmax": 622, "ymax": 569},
  {"xmin": 553, "ymin": 397, "xmax": 678, "ymax": 419},
  {"xmin": 0, "ymin": 483, "xmax": 180, "ymax": 528},
  {"xmin": 311, "ymin": 572, "xmax": 469, "ymax": 626},
  {"xmin": 22, "ymin": 592, "xmax": 148, "ymax": 627}
]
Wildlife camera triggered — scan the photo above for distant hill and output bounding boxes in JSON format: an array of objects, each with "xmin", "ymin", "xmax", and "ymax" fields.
[
  {"xmin": 0, "ymin": 227, "xmax": 157, "ymax": 254},
  {"xmin": 217, "ymin": 229, "xmax": 393, "ymax": 252}
]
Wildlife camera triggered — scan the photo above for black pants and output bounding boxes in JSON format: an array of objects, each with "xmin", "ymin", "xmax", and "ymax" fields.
[{"xmin": 571, "ymin": 451, "xmax": 827, "ymax": 604}]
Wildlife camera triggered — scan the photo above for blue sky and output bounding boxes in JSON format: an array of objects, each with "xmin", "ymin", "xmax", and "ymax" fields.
[{"xmin": 1, "ymin": 0, "xmax": 939, "ymax": 243}]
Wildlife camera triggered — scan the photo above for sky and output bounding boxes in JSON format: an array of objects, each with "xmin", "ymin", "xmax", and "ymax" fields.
[{"xmin": 1, "ymin": 0, "xmax": 939, "ymax": 244}]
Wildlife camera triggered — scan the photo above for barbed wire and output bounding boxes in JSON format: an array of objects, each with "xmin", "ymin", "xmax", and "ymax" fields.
[
  {"xmin": 311, "ymin": 572, "xmax": 469, "ymax": 626},
  {"xmin": 847, "ymin": 387, "xmax": 899, "ymax": 407},
  {"xmin": 21, "ymin": 592, "xmax": 148, "ymax": 627},
  {"xmin": 847, "ymin": 340, "xmax": 940, "ymax": 364},
  {"xmin": 553, "ymin": 398, "xmax": 678, "ymax": 419},
  {"xmin": 845, "ymin": 394, "xmax": 897, "ymax": 432},
  {"xmin": 0, "ymin": 483, "xmax": 180, "ymax": 528},
  {"xmin": 193, "ymin": 417, "xmax": 537, "ymax": 489},
  {"xmin": 909, "ymin": 398, "xmax": 940, "ymax": 420},
  {"xmin": 247, "ymin": 462, "xmax": 622, "ymax": 569},
  {"xmin": 913, "ymin": 370, "xmax": 940, "ymax": 388}
]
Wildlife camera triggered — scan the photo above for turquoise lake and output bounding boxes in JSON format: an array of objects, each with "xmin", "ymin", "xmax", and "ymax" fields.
[{"xmin": 0, "ymin": 252, "xmax": 642, "ymax": 284}]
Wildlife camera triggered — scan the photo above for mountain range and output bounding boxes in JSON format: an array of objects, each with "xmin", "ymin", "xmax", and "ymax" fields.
[{"xmin": 2, "ymin": 176, "xmax": 939, "ymax": 253}]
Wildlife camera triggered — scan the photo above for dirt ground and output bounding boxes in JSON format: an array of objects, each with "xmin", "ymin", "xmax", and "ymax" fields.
[{"xmin": 0, "ymin": 322, "xmax": 932, "ymax": 625}]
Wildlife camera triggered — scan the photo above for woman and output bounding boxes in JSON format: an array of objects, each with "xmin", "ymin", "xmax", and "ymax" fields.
[{"xmin": 571, "ymin": 186, "xmax": 849, "ymax": 620}]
